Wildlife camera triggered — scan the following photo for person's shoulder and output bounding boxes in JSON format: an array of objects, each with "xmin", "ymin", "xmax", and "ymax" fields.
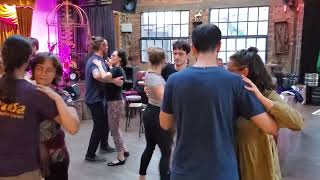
[
  {"xmin": 87, "ymin": 54, "xmax": 100, "ymax": 63},
  {"xmin": 87, "ymin": 54, "xmax": 95, "ymax": 60},
  {"xmin": 146, "ymin": 72, "xmax": 160, "ymax": 80},
  {"xmin": 168, "ymin": 66, "xmax": 192, "ymax": 78},
  {"xmin": 86, "ymin": 57, "xmax": 94, "ymax": 66},
  {"xmin": 165, "ymin": 63, "xmax": 174, "ymax": 69},
  {"xmin": 56, "ymin": 88, "xmax": 71, "ymax": 97},
  {"xmin": 161, "ymin": 64, "xmax": 171, "ymax": 72},
  {"xmin": 145, "ymin": 72, "xmax": 163, "ymax": 85},
  {"xmin": 166, "ymin": 69, "xmax": 183, "ymax": 82},
  {"xmin": 113, "ymin": 66, "xmax": 122, "ymax": 72},
  {"xmin": 21, "ymin": 81, "xmax": 47, "ymax": 99},
  {"xmin": 56, "ymin": 88, "xmax": 74, "ymax": 104},
  {"xmin": 266, "ymin": 90, "xmax": 282, "ymax": 101},
  {"xmin": 218, "ymin": 69, "xmax": 242, "ymax": 82},
  {"xmin": 18, "ymin": 79, "xmax": 37, "ymax": 90},
  {"xmin": 111, "ymin": 67, "xmax": 123, "ymax": 76}
]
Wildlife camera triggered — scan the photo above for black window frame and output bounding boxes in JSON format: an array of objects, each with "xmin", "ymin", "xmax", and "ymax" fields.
[
  {"xmin": 140, "ymin": 10, "xmax": 190, "ymax": 63},
  {"xmin": 209, "ymin": 6, "xmax": 269, "ymax": 63}
]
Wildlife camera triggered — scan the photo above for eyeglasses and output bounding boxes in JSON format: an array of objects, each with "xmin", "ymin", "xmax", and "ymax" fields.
[{"xmin": 35, "ymin": 65, "xmax": 56, "ymax": 74}]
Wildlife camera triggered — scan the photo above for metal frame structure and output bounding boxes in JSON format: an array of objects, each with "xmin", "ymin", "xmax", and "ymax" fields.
[{"xmin": 46, "ymin": 0, "xmax": 91, "ymax": 81}]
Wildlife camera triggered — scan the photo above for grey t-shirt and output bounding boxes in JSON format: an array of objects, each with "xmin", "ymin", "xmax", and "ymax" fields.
[{"xmin": 145, "ymin": 72, "xmax": 165, "ymax": 107}]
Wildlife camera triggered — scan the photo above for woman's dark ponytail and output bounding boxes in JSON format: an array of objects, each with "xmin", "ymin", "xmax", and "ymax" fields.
[{"xmin": 0, "ymin": 35, "xmax": 32, "ymax": 103}]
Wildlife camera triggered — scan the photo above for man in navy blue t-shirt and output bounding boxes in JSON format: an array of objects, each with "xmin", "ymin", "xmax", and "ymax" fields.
[
  {"xmin": 84, "ymin": 37, "xmax": 123, "ymax": 162},
  {"xmin": 160, "ymin": 24, "xmax": 278, "ymax": 180}
]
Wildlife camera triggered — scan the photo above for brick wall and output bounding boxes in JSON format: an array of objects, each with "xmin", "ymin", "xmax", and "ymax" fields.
[
  {"xmin": 121, "ymin": 13, "xmax": 141, "ymax": 65},
  {"xmin": 268, "ymin": 0, "xmax": 297, "ymax": 74},
  {"xmin": 293, "ymin": 1, "xmax": 304, "ymax": 75},
  {"xmin": 118, "ymin": 0, "xmax": 302, "ymax": 73}
]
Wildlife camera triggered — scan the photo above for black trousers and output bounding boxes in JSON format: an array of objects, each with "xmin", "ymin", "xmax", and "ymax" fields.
[
  {"xmin": 86, "ymin": 101, "xmax": 110, "ymax": 157},
  {"xmin": 45, "ymin": 149, "xmax": 69, "ymax": 180},
  {"xmin": 139, "ymin": 104, "xmax": 173, "ymax": 180},
  {"xmin": 100, "ymin": 102, "xmax": 110, "ymax": 149}
]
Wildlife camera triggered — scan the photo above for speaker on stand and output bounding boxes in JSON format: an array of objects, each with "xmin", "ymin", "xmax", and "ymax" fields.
[{"xmin": 122, "ymin": 0, "xmax": 137, "ymax": 13}]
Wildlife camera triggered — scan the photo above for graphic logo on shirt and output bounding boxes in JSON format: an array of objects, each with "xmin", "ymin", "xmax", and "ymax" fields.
[{"xmin": 0, "ymin": 100, "xmax": 26, "ymax": 119}]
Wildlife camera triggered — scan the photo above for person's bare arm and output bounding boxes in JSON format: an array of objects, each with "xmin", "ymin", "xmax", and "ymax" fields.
[
  {"xmin": 53, "ymin": 98, "xmax": 80, "ymax": 135},
  {"xmin": 92, "ymin": 59, "xmax": 112, "ymax": 81},
  {"xmin": 242, "ymin": 75, "xmax": 274, "ymax": 110},
  {"xmin": 250, "ymin": 112, "xmax": 278, "ymax": 135},
  {"xmin": 160, "ymin": 111, "xmax": 175, "ymax": 130},
  {"xmin": 36, "ymin": 85, "xmax": 80, "ymax": 135},
  {"xmin": 91, "ymin": 60, "xmax": 123, "ymax": 86},
  {"xmin": 149, "ymin": 85, "xmax": 164, "ymax": 101},
  {"xmin": 242, "ymin": 76, "xmax": 304, "ymax": 130}
]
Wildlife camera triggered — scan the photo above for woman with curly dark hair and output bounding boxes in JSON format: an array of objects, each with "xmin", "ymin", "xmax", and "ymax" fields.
[{"xmin": 227, "ymin": 47, "xmax": 304, "ymax": 180}]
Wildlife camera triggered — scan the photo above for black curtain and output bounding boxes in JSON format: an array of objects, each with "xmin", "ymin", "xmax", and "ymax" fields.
[
  {"xmin": 299, "ymin": 0, "xmax": 320, "ymax": 82},
  {"xmin": 82, "ymin": 5, "xmax": 115, "ymax": 57},
  {"xmin": 74, "ymin": 3, "xmax": 116, "ymax": 79}
]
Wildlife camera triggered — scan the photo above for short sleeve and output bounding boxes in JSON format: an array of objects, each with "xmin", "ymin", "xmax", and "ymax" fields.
[
  {"xmin": 110, "ymin": 67, "xmax": 122, "ymax": 78},
  {"xmin": 145, "ymin": 73, "xmax": 163, "ymax": 88},
  {"xmin": 89, "ymin": 61, "xmax": 98, "ymax": 74},
  {"xmin": 35, "ymin": 91, "xmax": 59, "ymax": 121},
  {"xmin": 236, "ymin": 78, "xmax": 265, "ymax": 119},
  {"xmin": 161, "ymin": 65, "xmax": 168, "ymax": 80},
  {"xmin": 57, "ymin": 89, "xmax": 75, "ymax": 108},
  {"xmin": 120, "ymin": 67, "xmax": 127, "ymax": 80},
  {"xmin": 161, "ymin": 76, "xmax": 174, "ymax": 114}
]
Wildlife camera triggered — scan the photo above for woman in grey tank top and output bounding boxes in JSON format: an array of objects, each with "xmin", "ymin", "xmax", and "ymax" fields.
[{"xmin": 139, "ymin": 47, "xmax": 173, "ymax": 180}]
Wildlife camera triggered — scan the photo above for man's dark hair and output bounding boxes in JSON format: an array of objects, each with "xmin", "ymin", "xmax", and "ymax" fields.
[
  {"xmin": 91, "ymin": 36, "xmax": 106, "ymax": 52},
  {"xmin": 217, "ymin": 58, "xmax": 223, "ymax": 62},
  {"xmin": 172, "ymin": 40, "xmax": 191, "ymax": 54},
  {"xmin": 29, "ymin": 37, "xmax": 39, "ymax": 50},
  {"xmin": 230, "ymin": 47, "xmax": 275, "ymax": 93},
  {"xmin": 192, "ymin": 24, "xmax": 221, "ymax": 53}
]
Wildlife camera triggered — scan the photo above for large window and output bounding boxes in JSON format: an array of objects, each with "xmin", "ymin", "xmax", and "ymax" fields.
[
  {"xmin": 210, "ymin": 7, "xmax": 269, "ymax": 63},
  {"xmin": 140, "ymin": 11, "xmax": 189, "ymax": 62}
]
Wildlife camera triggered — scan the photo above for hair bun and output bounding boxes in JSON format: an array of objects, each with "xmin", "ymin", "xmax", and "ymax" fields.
[{"xmin": 247, "ymin": 47, "xmax": 259, "ymax": 54}]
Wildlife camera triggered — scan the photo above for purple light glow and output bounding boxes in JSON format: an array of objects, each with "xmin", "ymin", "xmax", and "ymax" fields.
[
  {"xmin": 31, "ymin": 0, "xmax": 57, "ymax": 52},
  {"xmin": 59, "ymin": 43, "xmax": 71, "ymax": 79},
  {"xmin": 32, "ymin": 0, "xmax": 72, "ymax": 80}
]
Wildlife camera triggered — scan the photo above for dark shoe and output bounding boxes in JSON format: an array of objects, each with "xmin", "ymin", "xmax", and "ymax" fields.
[
  {"xmin": 100, "ymin": 146, "xmax": 116, "ymax": 153},
  {"xmin": 107, "ymin": 158, "xmax": 125, "ymax": 166},
  {"xmin": 124, "ymin": 151, "xmax": 130, "ymax": 157},
  {"xmin": 85, "ymin": 155, "xmax": 106, "ymax": 162}
]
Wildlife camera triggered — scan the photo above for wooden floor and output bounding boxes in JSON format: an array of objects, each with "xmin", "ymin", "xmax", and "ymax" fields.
[{"xmin": 66, "ymin": 105, "xmax": 320, "ymax": 180}]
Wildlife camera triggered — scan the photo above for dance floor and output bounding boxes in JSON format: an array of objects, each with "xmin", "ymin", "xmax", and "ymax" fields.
[{"xmin": 66, "ymin": 105, "xmax": 320, "ymax": 180}]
